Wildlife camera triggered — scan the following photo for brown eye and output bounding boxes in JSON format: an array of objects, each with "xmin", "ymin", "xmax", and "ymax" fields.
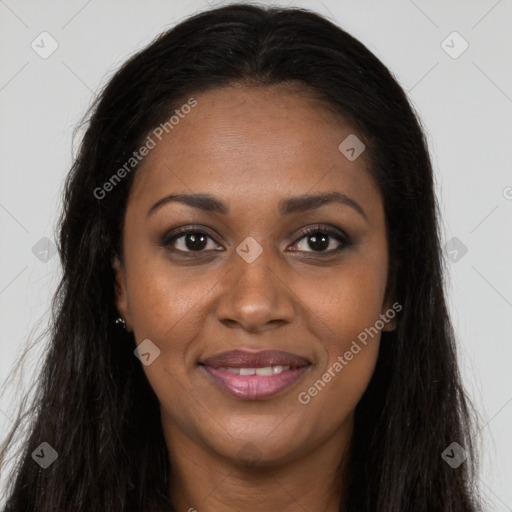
[
  {"xmin": 161, "ymin": 227, "xmax": 222, "ymax": 253},
  {"xmin": 290, "ymin": 226, "xmax": 350, "ymax": 254}
]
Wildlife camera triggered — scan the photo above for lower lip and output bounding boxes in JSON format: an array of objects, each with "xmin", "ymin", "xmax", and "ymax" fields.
[{"xmin": 201, "ymin": 365, "xmax": 311, "ymax": 400}]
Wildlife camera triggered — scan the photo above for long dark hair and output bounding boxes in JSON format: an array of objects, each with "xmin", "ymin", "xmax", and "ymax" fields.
[{"xmin": 1, "ymin": 4, "xmax": 482, "ymax": 511}]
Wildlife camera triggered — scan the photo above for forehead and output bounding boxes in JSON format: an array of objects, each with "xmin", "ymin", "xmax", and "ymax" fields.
[{"xmin": 129, "ymin": 84, "xmax": 381, "ymax": 219}]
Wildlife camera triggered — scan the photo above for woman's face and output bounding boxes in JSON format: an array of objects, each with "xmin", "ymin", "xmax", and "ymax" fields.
[{"xmin": 114, "ymin": 84, "xmax": 394, "ymax": 468}]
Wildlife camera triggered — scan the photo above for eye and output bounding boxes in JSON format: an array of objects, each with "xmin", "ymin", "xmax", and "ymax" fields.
[
  {"xmin": 161, "ymin": 226, "xmax": 222, "ymax": 253},
  {"xmin": 290, "ymin": 226, "xmax": 350, "ymax": 254},
  {"xmin": 161, "ymin": 224, "xmax": 351, "ymax": 255}
]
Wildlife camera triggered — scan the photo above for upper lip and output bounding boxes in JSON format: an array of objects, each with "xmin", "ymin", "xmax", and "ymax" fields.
[{"xmin": 200, "ymin": 349, "xmax": 311, "ymax": 369}]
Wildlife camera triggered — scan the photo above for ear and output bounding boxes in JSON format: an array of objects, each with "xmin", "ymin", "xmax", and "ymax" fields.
[
  {"xmin": 380, "ymin": 274, "xmax": 398, "ymax": 332},
  {"xmin": 113, "ymin": 256, "xmax": 133, "ymax": 332},
  {"xmin": 381, "ymin": 297, "xmax": 398, "ymax": 332}
]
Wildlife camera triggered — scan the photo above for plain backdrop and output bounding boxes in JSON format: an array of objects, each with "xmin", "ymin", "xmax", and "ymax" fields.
[{"xmin": 1, "ymin": 0, "xmax": 511, "ymax": 509}]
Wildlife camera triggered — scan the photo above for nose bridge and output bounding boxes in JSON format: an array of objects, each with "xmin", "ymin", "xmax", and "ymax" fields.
[{"xmin": 215, "ymin": 236, "xmax": 294, "ymax": 330}]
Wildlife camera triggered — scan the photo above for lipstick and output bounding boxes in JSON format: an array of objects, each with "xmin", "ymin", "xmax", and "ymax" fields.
[{"xmin": 199, "ymin": 349, "xmax": 311, "ymax": 400}]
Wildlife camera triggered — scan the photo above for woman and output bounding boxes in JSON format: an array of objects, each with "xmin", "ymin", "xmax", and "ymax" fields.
[{"xmin": 0, "ymin": 3, "xmax": 482, "ymax": 511}]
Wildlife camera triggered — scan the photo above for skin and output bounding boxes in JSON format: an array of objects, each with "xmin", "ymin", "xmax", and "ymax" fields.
[{"xmin": 114, "ymin": 83, "xmax": 396, "ymax": 512}]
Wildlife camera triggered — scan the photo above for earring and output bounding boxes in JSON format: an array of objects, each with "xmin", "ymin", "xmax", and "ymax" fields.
[{"xmin": 115, "ymin": 317, "xmax": 126, "ymax": 329}]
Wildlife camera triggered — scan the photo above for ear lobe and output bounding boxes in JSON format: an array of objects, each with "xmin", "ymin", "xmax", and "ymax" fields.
[
  {"xmin": 113, "ymin": 256, "xmax": 132, "ymax": 332},
  {"xmin": 380, "ymin": 295, "xmax": 401, "ymax": 332},
  {"xmin": 381, "ymin": 309, "xmax": 397, "ymax": 332}
]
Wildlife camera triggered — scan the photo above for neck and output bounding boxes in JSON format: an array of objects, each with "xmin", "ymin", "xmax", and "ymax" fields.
[{"xmin": 163, "ymin": 418, "xmax": 353, "ymax": 512}]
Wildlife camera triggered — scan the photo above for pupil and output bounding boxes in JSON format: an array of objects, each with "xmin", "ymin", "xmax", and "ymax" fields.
[
  {"xmin": 186, "ymin": 233, "xmax": 207, "ymax": 251},
  {"xmin": 182, "ymin": 233, "xmax": 329, "ymax": 252},
  {"xmin": 309, "ymin": 234, "xmax": 328, "ymax": 251}
]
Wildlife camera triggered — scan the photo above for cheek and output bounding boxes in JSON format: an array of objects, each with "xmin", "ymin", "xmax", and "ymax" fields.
[
  {"xmin": 123, "ymin": 259, "xmax": 209, "ymax": 421},
  {"xmin": 121, "ymin": 255, "xmax": 210, "ymax": 407},
  {"xmin": 125, "ymin": 253, "xmax": 212, "ymax": 340},
  {"xmin": 295, "ymin": 254, "xmax": 385, "ymax": 414},
  {"xmin": 298, "ymin": 342, "xmax": 379, "ymax": 434},
  {"xmin": 301, "ymin": 253, "xmax": 387, "ymax": 350}
]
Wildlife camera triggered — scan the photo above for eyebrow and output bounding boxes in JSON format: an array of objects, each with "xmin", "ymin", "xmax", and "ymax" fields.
[{"xmin": 147, "ymin": 191, "xmax": 368, "ymax": 222}]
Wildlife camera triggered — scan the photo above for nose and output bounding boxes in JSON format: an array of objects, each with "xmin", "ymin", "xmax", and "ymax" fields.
[{"xmin": 214, "ymin": 241, "xmax": 295, "ymax": 333}]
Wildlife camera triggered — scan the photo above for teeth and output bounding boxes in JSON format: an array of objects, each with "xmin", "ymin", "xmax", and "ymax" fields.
[{"xmin": 217, "ymin": 365, "xmax": 291, "ymax": 375}]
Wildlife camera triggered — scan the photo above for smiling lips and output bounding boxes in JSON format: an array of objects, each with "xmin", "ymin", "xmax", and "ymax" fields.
[{"xmin": 200, "ymin": 349, "xmax": 311, "ymax": 400}]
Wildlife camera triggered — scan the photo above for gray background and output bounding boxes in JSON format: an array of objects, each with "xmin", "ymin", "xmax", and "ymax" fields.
[{"xmin": 1, "ymin": 0, "xmax": 511, "ymax": 509}]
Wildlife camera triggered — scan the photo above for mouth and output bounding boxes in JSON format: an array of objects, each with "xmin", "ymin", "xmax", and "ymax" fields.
[{"xmin": 198, "ymin": 349, "xmax": 312, "ymax": 400}]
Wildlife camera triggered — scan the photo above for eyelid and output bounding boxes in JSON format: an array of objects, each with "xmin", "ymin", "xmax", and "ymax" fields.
[
  {"xmin": 296, "ymin": 224, "xmax": 349, "ymax": 242},
  {"xmin": 160, "ymin": 224, "xmax": 222, "ymax": 248},
  {"xmin": 160, "ymin": 223, "xmax": 351, "ymax": 254},
  {"xmin": 290, "ymin": 225, "xmax": 351, "ymax": 253}
]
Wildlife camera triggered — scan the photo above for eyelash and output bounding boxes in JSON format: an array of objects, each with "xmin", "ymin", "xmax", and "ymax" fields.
[{"xmin": 160, "ymin": 224, "xmax": 351, "ymax": 256}]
